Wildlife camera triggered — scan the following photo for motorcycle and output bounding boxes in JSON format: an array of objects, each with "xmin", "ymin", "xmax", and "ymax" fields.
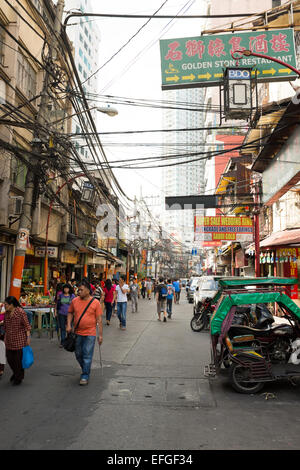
[
  {"xmin": 190, "ymin": 297, "xmax": 215, "ymax": 332},
  {"xmin": 205, "ymin": 276, "xmax": 300, "ymax": 394},
  {"xmin": 190, "ymin": 297, "xmax": 258, "ymax": 333}
]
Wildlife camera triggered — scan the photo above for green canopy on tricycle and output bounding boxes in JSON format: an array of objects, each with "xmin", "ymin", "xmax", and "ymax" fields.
[
  {"xmin": 217, "ymin": 277, "xmax": 298, "ymax": 287},
  {"xmin": 210, "ymin": 277, "xmax": 300, "ymax": 336}
]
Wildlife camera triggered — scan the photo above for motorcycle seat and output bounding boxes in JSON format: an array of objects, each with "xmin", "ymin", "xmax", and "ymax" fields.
[{"xmin": 229, "ymin": 325, "xmax": 273, "ymax": 337}]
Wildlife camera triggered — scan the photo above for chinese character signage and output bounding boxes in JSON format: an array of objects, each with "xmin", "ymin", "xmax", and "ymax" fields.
[
  {"xmin": 195, "ymin": 216, "xmax": 253, "ymax": 242},
  {"xmin": 160, "ymin": 29, "xmax": 296, "ymax": 89}
]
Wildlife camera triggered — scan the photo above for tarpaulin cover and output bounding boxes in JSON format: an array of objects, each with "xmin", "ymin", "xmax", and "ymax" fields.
[
  {"xmin": 210, "ymin": 292, "xmax": 300, "ymax": 336},
  {"xmin": 218, "ymin": 277, "xmax": 297, "ymax": 287}
]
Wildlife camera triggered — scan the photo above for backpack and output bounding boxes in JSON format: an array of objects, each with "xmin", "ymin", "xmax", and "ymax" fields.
[
  {"xmin": 158, "ymin": 284, "xmax": 167, "ymax": 301},
  {"xmin": 167, "ymin": 285, "xmax": 174, "ymax": 297}
]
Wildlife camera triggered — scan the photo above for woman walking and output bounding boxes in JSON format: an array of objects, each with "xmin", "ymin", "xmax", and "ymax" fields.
[
  {"xmin": 103, "ymin": 279, "xmax": 114, "ymax": 325},
  {"xmin": 3, "ymin": 296, "xmax": 31, "ymax": 385},
  {"xmin": 56, "ymin": 284, "xmax": 75, "ymax": 347}
]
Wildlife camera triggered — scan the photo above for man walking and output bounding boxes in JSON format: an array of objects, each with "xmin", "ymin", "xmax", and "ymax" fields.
[
  {"xmin": 155, "ymin": 278, "xmax": 168, "ymax": 322},
  {"xmin": 67, "ymin": 279, "xmax": 103, "ymax": 386},
  {"xmin": 146, "ymin": 278, "xmax": 152, "ymax": 300},
  {"xmin": 141, "ymin": 279, "xmax": 146, "ymax": 299},
  {"xmin": 166, "ymin": 279, "xmax": 175, "ymax": 319},
  {"xmin": 173, "ymin": 279, "xmax": 181, "ymax": 304},
  {"xmin": 130, "ymin": 279, "xmax": 139, "ymax": 313},
  {"xmin": 114, "ymin": 276, "xmax": 129, "ymax": 330}
]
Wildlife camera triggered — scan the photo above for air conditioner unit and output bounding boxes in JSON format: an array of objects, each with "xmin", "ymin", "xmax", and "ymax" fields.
[{"xmin": 9, "ymin": 196, "xmax": 23, "ymax": 218}]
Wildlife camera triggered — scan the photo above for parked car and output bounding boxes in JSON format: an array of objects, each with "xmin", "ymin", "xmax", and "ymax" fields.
[
  {"xmin": 193, "ymin": 276, "xmax": 219, "ymax": 313},
  {"xmin": 187, "ymin": 277, "xmax": 201, "ymax": 303}
]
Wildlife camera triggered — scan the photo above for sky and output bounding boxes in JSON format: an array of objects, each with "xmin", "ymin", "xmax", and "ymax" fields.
[{"xmin": 65, "ymin": 0, "xmax": 208, "ymax": 205}]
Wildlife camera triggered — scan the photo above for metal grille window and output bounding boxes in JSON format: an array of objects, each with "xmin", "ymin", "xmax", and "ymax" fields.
[{"xmin": 17, "ymin": 53, "xmax": 37, "ymax": 99}]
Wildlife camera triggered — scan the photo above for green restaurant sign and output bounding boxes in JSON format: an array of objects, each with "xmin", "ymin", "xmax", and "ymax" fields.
[{"xmin": 160, "ymin": 28, "xmax": 297, "ymax": 89}]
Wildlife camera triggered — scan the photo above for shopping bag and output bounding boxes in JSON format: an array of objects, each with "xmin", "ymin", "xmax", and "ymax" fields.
[
  {"xmin": 22, "ymin": 345, "xmax": 34, "ymax": 369},
  {"xmin": 0, "ymin": 340, "xmax": 6, "ymax": 365}
]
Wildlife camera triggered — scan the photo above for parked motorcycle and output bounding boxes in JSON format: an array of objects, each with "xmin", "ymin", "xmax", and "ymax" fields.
[
  {"xmin": 190, "ymin": 298, "xmax": 263, "ymax": 333},
  {"xmin": 190, "ymin": 297, "xmax": 215, "ymax": 332}
]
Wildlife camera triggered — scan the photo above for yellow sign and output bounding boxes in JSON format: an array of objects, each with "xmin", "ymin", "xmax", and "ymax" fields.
[{"xmin": 61, "ymin": 250, "xmax": 78, "ymax": 264}]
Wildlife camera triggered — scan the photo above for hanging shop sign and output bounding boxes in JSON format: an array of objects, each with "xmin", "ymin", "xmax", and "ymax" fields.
[
  {"xmin": 195, "ymin": 215, "xmax": 253, "ymax": 242},
  {"xmin": 194, "ymin": 240, "xmax": 222, "ymax": 247},
  {"xmin": 160, "ymin": 28, "xmax": 296, "ymax": 89},
  {"xmin": 34, "ymin": 246, "xmax": 58, "ymax": 258},
  {"xmin": 61, "ymin": 250, "xmax": 78, "ymax": 264}
]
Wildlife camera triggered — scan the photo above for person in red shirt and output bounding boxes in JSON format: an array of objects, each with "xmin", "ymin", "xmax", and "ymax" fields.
[
  {"xmin": 3, "ymin": 296, "xmax": 31, "ymax": 385},
  {"xmin": 103, "ymin": 279, "xmax": 115, "ymax": 325},
  {"xmin": 67, "ymin": 279, "xmax": 103, "ymax": 386}
]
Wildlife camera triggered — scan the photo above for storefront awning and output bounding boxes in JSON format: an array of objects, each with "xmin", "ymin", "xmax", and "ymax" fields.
[
  {"xmin": 260, "ymin": 229, "xmax": 300, "ymax": 248},
  {"xmin": 87, "ymin": 247, "xmax": 124, "ymax": 265}
]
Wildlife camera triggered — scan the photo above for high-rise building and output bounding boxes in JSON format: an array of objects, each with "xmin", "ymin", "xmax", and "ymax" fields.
[
  {"xmin": 161, "ymin": 87, "xmax": 205, "ymax": 245},
  {"xmin": 64, "ymin": 0, "xmax": 100, "ymax": 160}
]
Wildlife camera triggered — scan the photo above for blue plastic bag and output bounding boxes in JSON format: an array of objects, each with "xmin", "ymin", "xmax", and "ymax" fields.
[{"xmin": 22, "ymin": 345, "xmax": 34, "ymax": 369}]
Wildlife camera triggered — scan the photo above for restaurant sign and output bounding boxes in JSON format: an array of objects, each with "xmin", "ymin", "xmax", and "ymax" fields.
[
  {"xmin": 160, "ymin": 28, "xmax": 297, "ymax": 89},
  {"xmin": 195, "ymin": 216, "xmax": 253, "ymax": 242}
]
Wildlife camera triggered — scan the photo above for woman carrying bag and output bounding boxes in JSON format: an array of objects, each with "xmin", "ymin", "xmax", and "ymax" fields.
[
  {"xmin": 56, "ymin": 284, "xmax": 75, "ymax": 348},
  {"xmin": 3, "ymin": 296, "xmax": 31, "ymax": 386}
]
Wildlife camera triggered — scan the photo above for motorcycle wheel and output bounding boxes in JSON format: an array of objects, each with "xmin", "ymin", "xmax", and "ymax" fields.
[
  {"xmin": 230, "ymin": 363, "xmax": 264, "ymax": 394},
  {"xmin": 223, "ymin": 352, "xmax": 231, "ymax": 369},
  {"xmin": 190, "ymin": 314, "xmax": 206, "ymax": 332}
]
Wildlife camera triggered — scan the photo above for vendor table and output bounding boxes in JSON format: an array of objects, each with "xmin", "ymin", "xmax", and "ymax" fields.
[{"xmin": 25, "ymin": 305, "xmax": 56, "ymax": 339}]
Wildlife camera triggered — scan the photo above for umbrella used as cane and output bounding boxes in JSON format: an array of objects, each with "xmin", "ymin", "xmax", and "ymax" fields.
[{"xmin": 97, "ymin": 325, "xmax": 103, "ymax": 376}]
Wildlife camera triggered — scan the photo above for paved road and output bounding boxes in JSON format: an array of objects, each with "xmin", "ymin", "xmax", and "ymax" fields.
[{"xmin": 1, "ymin": 294, "xmax": 300, "ymax": 450}]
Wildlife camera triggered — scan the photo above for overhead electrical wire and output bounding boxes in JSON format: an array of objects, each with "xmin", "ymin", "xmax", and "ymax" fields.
[
  {"xmin": 80, "ymin": 0, "xmax": 170, "ymax": 86},
  {"xmin": 3, "ymin": 0, "xmax": 134, "ymax": 209},
  {"xmin": 1, "ymin": 2, "xmax": 294, "ymax": 248},
  {"xmin": 99, "ymin": 0, "xmax": 197, "ymax": 93}
]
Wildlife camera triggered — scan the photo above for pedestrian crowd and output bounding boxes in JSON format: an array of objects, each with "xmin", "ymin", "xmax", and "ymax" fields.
[{"xmin": 0, "ymin": 275, "xmax": 182, "ymax": 387}]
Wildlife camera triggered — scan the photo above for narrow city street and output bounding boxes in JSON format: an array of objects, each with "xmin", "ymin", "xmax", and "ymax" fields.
[{"xmin": 2, "ymin": 294, "xmax": 300, "ymax": 451}]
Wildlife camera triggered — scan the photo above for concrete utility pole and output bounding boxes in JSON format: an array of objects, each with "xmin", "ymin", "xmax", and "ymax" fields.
[{"xmin": 9, "ymin": 0, "xmax": 65, "ymax": 298}]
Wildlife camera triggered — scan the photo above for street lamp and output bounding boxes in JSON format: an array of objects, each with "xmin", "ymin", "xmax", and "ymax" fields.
[
  {"xmin": 96, "ymin": 105, "xmax": 118, "ymax": 117},
  {"xmin": 51, "ymin": 105, "xmax": 118, "ymax": 126}
]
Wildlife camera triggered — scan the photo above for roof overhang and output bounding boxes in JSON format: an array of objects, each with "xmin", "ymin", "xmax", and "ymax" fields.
[
  {"xmin": 251, "ymin": 97, "xmax": 300, "ymax": 173},
  {"xmin": 260, "ymin": 228, "xmax": 300, "ymax": 247}
]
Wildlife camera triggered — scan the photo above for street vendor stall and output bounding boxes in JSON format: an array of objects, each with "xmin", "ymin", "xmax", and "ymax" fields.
[{"xmin": 19, "ymin": 286, "xmax": 56, "ymax": 338}]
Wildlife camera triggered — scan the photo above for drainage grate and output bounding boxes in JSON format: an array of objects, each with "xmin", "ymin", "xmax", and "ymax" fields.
[{"xmin": 100, "ymin": 377, "xmax": 215, "ymax": 407}]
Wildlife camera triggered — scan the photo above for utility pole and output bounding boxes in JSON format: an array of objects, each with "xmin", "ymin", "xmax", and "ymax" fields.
[{"xmin": 9, "ymin": 0, "xmax": 65, "ymax": 298}]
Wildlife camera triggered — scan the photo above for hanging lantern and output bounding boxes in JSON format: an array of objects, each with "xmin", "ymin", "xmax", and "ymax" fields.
[{"xmin": 222, "ymin": 67, "xmax": 257, "ymax": 121}]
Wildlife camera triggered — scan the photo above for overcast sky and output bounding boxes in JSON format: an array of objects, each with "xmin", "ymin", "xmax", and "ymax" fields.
[{"xmin": 65, "ymin": 0, "xmax": 207, "ymax": 204}]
